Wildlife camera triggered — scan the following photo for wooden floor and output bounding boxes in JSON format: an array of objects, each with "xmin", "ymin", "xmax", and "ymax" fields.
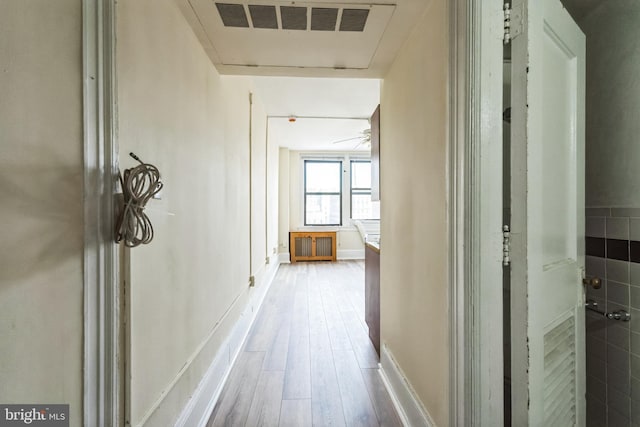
[{"xmin": 207, "ymin": 261, "xmax": 402, "ymax": 427}]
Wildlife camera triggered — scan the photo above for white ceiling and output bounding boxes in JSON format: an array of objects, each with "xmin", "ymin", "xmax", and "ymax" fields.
[
  {"xmin": 252, "ymin": 76, "xmax": 380, "ymax": 151},
  {"xmin": 176, "ymin": 0, "xmax": 433, "ymax": 78},
  {"xmin": 251, "ymin": 76, "xmax": 380, "ymax": 117},
  {"xmin": 196, "ymin": 2, "xmax": 395, "ymax": 70},
  {"xmin": 269, "ymin": 117, "xmax": 371, "ymax": 151},
  {"xmin": 174, "ymin": 1, "xmax": 388, "ymax": 151}
]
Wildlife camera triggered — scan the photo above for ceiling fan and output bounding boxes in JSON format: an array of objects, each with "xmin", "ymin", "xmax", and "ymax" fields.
[{"xmin": 331, "ymin": 128, "xmax": 372, "ymax": 149}]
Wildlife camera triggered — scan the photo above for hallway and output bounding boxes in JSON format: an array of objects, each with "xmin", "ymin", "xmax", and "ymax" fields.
[{"xmin": 207, "ymin": 262, "xmax": 401, "ymax": 426}]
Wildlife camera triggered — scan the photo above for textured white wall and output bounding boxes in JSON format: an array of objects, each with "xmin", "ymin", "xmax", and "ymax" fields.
[
  {"xmin": 583, "ymin": 1, "xmax": 640, "ymax": 207},
  {"xmin": 267, "ymin": 126, "xmax": 280, "ymax": 259},
  {"xmin": 380, "ymin": 0, "xmax": 450, "ymax": 424},
  {"xmin": 117, "ymin": 0, "xmax": 276, "ymax": 424},
  {"xmin": 0, "ymin": 1, "xmax": 83, "ymax": 425},
  {"xmin": 278, "ymin": 148, "xmax": 291, "ymax": 255},
  {"xmin": 250, "ymin": 90, "xmax": 268, "ymax": 276}
]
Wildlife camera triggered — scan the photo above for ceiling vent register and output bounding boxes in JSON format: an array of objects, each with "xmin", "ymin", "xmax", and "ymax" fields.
[{"xmin": 215, "ymin": 2, "xmax": 370, "ymax": 32}]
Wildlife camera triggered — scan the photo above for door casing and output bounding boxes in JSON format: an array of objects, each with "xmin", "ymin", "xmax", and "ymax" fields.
[
  {"xmin": 83, "ymin": 0, "xmax": 122, "ymax": 425},
  {"xmin": 459, "ymin": 1, "xmax": 587, "ymax": 425},
  {"xmin": 82, "ymin": 1, "xmax": 507, "ymax": 425},
  {"xmin": 448, "ymin": 1, "xmax": 505, "ymax": 425}
]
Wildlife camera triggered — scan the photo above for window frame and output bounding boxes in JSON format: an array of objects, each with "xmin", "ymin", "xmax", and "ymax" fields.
[
  {"xmin": 350, "ymin": 159, "xmax": 379, "ymax": 220},
  {"xmin": 303, "ymin": 159, "xmax": 343, "ymax": 226}
]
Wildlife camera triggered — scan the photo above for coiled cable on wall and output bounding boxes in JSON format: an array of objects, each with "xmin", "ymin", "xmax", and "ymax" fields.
[{"xmin": 116, "ymin": 153, "xmax": 163, "ymax": 247}]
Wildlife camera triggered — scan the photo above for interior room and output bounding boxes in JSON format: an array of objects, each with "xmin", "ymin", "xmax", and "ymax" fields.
[
  {"xmin": 9, "ymin": 0, "xmax": 639, "ymax": 424},
  {"xmin": 566, "ymin": 1, "xmax": 640, "ymax": 425},
  {"xmin": 501, "ymin": 1, "xmax": 640, "ymax": 425},
  {"xmin": 0, "ymin": 0, "xmax": 450, "ymax": 425},
  {"xmin": 117, "ymin": 0, "xmax": 450, "ymax": 423}
]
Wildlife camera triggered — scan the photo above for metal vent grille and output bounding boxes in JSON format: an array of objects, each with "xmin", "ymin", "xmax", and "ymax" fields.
[
  {"xmin": 215, "ymin": 3, "xmax": 371, "ymax": 33},
  {"xmin": 339, "ymin": 9, "xmax": 369, "ymax": 32},
  {"xmin": 311, "ymin": 8, "xmax": 338, "ymax": 31},
  {"xmin": 248, "ymin": 5, "xmax": 278, "ymax": 29},
  {"xmin": 316, "ymin": 237, "xmax": 333, "ymax": 257},
  {"xmin": 280, "ymin": 6, "xmax": 307, "ymax": 30},
  {"xmin": 295, "ymin": 237, "xmax": 312, "ymax": 257},
  {"xmin": 215, "ymin": 3, "xmax": 249, "ymax": 28},
  {"xmin": 543, "ymin": 314, "xmax": 576, "ymax": 425}
]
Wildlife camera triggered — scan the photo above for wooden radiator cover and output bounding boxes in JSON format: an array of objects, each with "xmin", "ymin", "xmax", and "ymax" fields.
[{"xmin": 289, "ymin": 231, "xmax": 337, "ymax": 263}]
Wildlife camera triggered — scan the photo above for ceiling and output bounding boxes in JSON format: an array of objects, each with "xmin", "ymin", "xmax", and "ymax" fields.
[
  {"xmin": 251, "ymin": 76, "xmax": 380, "ymax": 151},
  {"xmin": 175, "ymin": 0, "xmax": 433, "ymax": 78},
  {"xmin": 268, "ymin": 117, "xmax": 371, "ymax": 151},
  {"xmin": 251, "ymin": 76, "xmax": 380, "ymax": 117},
  {"xmin": 173, "ymin": 1, "xmax": 402, "ymax": 151}
]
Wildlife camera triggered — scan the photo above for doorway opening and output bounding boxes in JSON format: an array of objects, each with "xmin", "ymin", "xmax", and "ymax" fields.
[
  {"xmin": 500, "ymin": 0, "xmax": 640, "ymax": 425},
  {"xmin": 562, "ymin": 1, "xmax": 640, "ymax": 425}
]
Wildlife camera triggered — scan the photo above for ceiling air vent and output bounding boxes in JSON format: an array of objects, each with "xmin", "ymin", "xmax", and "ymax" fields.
[
  {"xmin": 339, "ymin": 9, "xmax": 369, "ymax": 32},
  {"xmin": 215, "ymin": 3, "xmax": 249, "ymax": 28},
  {"xmin": 311, "ymin": 7, "xmax": 339, "ymax": 31},
  {"xmin": 248, "ymin": 5, "xmax": 278, "ymax": 29},
  {"xmin": 280, "ymin": 6, "xmax": 307, "ymax": 30}
]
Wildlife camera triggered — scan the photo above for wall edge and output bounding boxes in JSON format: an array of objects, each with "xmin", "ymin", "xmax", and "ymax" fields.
[
  {"xmin": 379, "ymin": 345, "xmax": 436, "ymax": 427},
  {"xmin": 172, "ymin": 259, "xmax": 282, "ymax": 427}
]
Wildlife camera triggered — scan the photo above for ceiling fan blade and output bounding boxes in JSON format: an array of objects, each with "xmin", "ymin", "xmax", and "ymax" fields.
[{"xmin": 332, "ymin": 136, "xmax": 364, "ymax": 144}]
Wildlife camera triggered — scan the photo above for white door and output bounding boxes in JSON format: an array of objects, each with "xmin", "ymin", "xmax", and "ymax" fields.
[{"xmin": 509, "ymin": 0, "xmax": 586, "ymax": 425}]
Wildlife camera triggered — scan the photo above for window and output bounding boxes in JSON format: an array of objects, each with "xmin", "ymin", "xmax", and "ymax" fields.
[
  {"xmin": 350, "ymin": 160, "xmax": 380, "ymax": 220},
  {"xmin": 304, "ymin": 160, "xmax": 342, "ymax": 225},
  {"xmin": 301, "ymin": 157, "xmax": 379, "ymax": 227}
]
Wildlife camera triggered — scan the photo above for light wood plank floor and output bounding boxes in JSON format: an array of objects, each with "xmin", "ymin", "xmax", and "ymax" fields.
[{"xmin": 207, "ymin": 261, "xmax": 402, "ymax": 427}]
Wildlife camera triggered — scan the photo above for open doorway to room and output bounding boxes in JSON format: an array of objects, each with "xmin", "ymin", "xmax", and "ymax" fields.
[
  {"xmin": 253, "ymin": 75, "xmax": 382, "ymax": 353},
  {"xmin": 114, "ymin": 0, "xmax": 453, "ymax": 424},
  {"xmin": 500, "ymin": 0, "xmax": 640, "ymax": 425},
  {"xmin": 561, "ymin": 1, "xmax": 640, "ymax": 425},
  {"xmin": 202, "ymin": 76, "xmax": 392, "ymax": 425}
]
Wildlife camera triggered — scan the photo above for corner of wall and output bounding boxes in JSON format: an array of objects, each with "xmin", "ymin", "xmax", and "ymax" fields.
[{"xmin": 379, "ymin": 345, "xmax": 437, "ymax": 427}]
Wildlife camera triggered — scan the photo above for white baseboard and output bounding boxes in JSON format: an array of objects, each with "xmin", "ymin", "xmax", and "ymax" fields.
[
  {"xmin": 175, "ymin": 259, "xmax": 281, "ymax": 427},
  {"xmin": 172, "ymin": 338, "xmax": 230, "ymax": 427},
  {"xmin": 337, "ymin": 249, "xmax": 365, "ymax": 260},
  {"xmin": 379, "ymin": 345, "xmax": 436, "ymax": 427},
  {"xmin": 278, "ymin": 252, "xmax": 291, "ymax": 264}
]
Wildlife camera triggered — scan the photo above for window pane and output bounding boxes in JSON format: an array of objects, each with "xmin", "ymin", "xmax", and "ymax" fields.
[
  {"xmin": 306, "ymin": 194, "xmax": 341, "ymax": 225},
  {"xmin": 352, "ymin": 194, "xmax": 380, "ymax": 220},
  {"xmin": 351, "ymin": 161, "xmax": 371, "ymax": 189},
  {"xmin": 306, "ymin": 162, "xmax": 341, "ymax": 193}
]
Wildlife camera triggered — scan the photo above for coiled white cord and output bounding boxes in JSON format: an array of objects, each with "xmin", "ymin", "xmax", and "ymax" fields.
[{"xmin": 116, "ymin": 153, "xmax": 163, "ymax": 247}]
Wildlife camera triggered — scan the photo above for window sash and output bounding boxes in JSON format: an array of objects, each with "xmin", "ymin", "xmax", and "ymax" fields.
[
  {"xmin": 304, "ymin": 160, "xmax": 342, "ymax": 226},
  {"xmin": 350, "ymin": 160, "xmax": 379, "ymax": 220}
]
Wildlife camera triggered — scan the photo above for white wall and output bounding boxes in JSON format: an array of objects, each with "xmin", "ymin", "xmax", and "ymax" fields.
[
  {"xmin": 117, "ymin": 0, "xmax": 278, "ymax": 424},
  {"xmin": 380, "ymin": 0, "xmax": 450, "ymax": 424},
  {"xmin": 267, "ymin": 124, "xmax": 280, "ymax": 261},
  {"xmin": 286, "ymin": 151, "xmax": 366, "ymax": 258},
  {"xmin": 278, "ymin": 148, "xmax": 291, "ymax": 256},
  {"xmin": 0, "ymin": 1, "xmax": 83, "ymax": 425},
  {"xmin": 574, "ymin": 3, "xmax": 640, "ymax": 425},
  {"xmin": 251, "ymin": 88, "xmax": 268, "ymax": 279},
  {"xmin": 581, "ymin": 1, "xmax": 640, "ymax": 207}
]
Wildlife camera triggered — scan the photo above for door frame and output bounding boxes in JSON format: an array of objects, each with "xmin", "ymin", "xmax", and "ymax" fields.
[
  {"xmin": 83, "ymin": 0, "xmax": 121, "ymax": 425},
  {"xmin": 82, "ymin": 0, "xmax": 505, "ymax": 425},
  {"xmin": 449, "ymin": 0, "xmax": 505, "ymax": 425}
]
